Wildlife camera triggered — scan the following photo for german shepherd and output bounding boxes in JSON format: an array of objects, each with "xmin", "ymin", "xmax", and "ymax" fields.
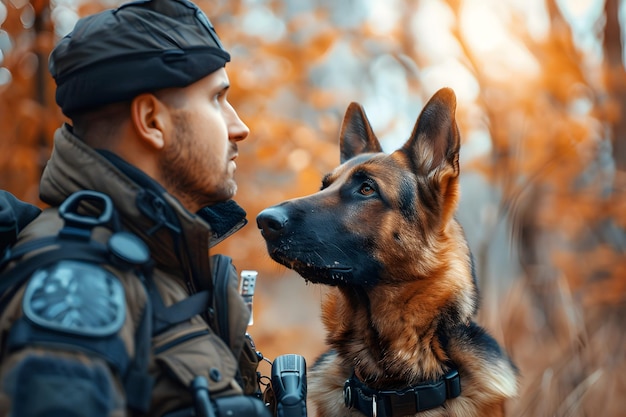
[{"xmin": 257, "ymin": 88, "xmax": 519, "ymax": 417}]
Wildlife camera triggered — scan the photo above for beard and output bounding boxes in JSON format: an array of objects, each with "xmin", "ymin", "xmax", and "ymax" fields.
[{"xmin": 158, "ymin": 112, "xmax": 236, "ymax": 211}]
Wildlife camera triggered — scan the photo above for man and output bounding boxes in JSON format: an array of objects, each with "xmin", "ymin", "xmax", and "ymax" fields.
[{"xmin": 0, "ymin": 1, "xmax": 269, "ymax": 416}]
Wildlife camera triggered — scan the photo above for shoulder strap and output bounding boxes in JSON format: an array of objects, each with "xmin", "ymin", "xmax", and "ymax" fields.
[
  {"xmin": 0, "ymin": 190, "xmax": 129, "ymax": 302},
  {"xmin": 124, "ymin": 273, "xmax": 155, "ymax": 414},
  {"xmin": 143, "ymin": 254, "xmax": 243, "ymax": 349},
  {"xmin": 211, "ymin": 254, "xmax": 233, "ymax": 345},
  {"xmin": 145, "ymin": 253, "xmax": 237, "ymax": 341},
  {"xmin": 0, "ymin": 191, "xmax": 41, "ymax": 255},
  {"xmin": 145, "ymin": 273, "xmax": 212, "ymax": 335}
]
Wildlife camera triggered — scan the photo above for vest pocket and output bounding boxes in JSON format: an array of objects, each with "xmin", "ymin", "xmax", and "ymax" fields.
[
  {"xmin": 153, "ymin": 329, "xmax": 210, "ymax": 355},
  {"xmin": 153, "ymin": 323, "xmax": 241, "ymax": 396}
]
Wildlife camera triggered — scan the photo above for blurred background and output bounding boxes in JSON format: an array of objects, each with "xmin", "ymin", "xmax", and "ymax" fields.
[{"xmin": 1, "ymin": 0, "xmax": 626, "ymax": 415}]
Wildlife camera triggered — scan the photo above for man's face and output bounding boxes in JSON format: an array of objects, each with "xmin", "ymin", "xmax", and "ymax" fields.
[{"xmin": 158, "ymin": 68, "xmax": 249, "ymax": 211}]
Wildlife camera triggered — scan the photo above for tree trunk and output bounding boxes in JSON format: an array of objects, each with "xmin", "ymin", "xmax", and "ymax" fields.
[{"xmin": 603, "ymin": 0, "xmax": 626, "ymax": 172}]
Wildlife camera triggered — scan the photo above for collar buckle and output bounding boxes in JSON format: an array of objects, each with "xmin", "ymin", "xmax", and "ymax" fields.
[
  {"xmin": 372, "ymin": 395, "xmax": 378, "ymax": 417},
  {"xmin": 343, "ymin": 379, "xmax": 354, "ymax": 408}
]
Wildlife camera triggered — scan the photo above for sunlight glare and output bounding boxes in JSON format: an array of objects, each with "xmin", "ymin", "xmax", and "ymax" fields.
[
  {"xmin": 558, "ymin": 0, "xmax": 599, "ymax": 19},
  {"xmin": 557, "ymin": 0, "xmax": 604, "ymax": 55},
  {"xmin": 367, "ymin": 0, "xmax": 401, "ymax": 35},
  {"xmin": 420, "ymin": 58, "xmax": 479, "ymax": 103},
  {"xmin": 460, "ymin": 0, "xmax": 540, "ymax": 81},
  {"xmin": 0, "ymin": 2, "xmax": 7, "ymax": 26},
  {"xmin": 460, "ymin": 0, "xmax": 507, "ymax": 54},
  {"xmin": 411, "ymin": 1, "xmax": 461, "ymax": 61}
]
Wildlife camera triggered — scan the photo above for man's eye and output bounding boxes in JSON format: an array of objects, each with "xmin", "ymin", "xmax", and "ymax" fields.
[{"xmin": 213, "ymin": 90, "xmax": 227, "ymax": 102}]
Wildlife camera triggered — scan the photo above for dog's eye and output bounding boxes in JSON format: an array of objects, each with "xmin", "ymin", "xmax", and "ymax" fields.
[{"xmin": 359, "ymin": 181, "xmax": 376, "ymax": 196}]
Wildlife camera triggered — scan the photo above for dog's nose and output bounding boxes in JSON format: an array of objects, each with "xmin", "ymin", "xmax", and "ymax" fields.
[{"xmin": 257, "ymin": 206, "xmax": 289, "ymax": 240}]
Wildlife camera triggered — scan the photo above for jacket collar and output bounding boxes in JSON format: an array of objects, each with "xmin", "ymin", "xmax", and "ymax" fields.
[
  {"xmin": 39, "ymin": 125, "xmax": 247, "ymax": 286},
  {"xmin": 96, "ymin": 149, "xmax": 248, "ymax": 246}
]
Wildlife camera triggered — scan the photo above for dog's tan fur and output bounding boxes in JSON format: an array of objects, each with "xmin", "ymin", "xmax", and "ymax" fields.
[{"xmin": 258, "ymin": 88, "xmax": 519, "ymax": 416}]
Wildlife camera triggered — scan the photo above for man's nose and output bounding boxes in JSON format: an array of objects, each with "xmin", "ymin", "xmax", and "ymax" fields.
[{"xmin": 228, "ymin": 106, "xmax": 249, "ymax": 142}]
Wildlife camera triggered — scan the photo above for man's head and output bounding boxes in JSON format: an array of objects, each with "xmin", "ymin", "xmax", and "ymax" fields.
[{"xmin": 48, "ymin": 0, "xmax": 249, "ymax": 212}]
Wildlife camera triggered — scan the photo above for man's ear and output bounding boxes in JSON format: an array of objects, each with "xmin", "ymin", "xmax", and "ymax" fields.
[{"xmin": 130, "ymin": 93, "xmax": 169, "ymax": 150}]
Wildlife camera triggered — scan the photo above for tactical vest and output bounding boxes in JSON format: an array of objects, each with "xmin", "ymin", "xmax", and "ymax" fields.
[{"xmin": 0, "ymin": 190, "xmax": 267, "ymax": 416}]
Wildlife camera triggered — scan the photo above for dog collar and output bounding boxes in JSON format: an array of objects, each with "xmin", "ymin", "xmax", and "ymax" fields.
[{"xmin": 343, "ymin": 367, "xmax": 461, "ymax": 417}]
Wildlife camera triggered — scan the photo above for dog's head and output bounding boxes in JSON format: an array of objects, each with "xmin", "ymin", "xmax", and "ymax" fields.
[{"xmin": 257, "ymin": 88, "xmax": 468, "ymax": 289}]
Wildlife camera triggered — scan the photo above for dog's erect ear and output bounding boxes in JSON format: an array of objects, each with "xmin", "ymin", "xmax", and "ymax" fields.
[
  {"xmin": 404, "ymin": 88, "xmax": 461, "ymax": 223},
  {"xmin": 339, "ymin": 102, "xmax": 383, "ymax": 163},
  {"xmin": 404, "ymin": 88, "xmax": 460, "ymax": 178}
]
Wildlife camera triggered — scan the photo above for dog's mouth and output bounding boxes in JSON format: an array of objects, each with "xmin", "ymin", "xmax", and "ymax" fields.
[{"xmin": 268, "ymin": 248, "xmax": 353, "ymax": 286}]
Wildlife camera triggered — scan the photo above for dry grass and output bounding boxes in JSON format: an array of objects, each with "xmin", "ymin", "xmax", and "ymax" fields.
[{"xmin": 491, "ymin": 277, "xmax": 626, "ymax": 417}]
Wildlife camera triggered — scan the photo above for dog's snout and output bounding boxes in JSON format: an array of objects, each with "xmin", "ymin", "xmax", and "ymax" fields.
[{"xmin": 257, "ymin": 206, "xmax": 289, "ymax": 240}]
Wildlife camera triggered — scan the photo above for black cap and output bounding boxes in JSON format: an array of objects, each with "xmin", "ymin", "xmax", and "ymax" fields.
[{"xmin": 49, "ymin": 0, "xmax": 231, "ymax": 117}]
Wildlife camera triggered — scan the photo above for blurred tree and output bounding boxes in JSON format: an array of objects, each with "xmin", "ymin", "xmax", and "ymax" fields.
[
  {"xmin": 441, "ymin": 0, "xmax": 626, "ymax": 415},
  {"xmin": 0, "ymin": 0, "xmax": 54, "ymax": 201},
  {"xmin": 603, "ymin": 0, "xmax": 626, "ymax": 170}
]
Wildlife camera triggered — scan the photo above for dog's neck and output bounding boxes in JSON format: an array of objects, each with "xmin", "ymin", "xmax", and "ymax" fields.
[{"xmin": 323, "ymin": 268, "xmax": 472, "ymax": 390}]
